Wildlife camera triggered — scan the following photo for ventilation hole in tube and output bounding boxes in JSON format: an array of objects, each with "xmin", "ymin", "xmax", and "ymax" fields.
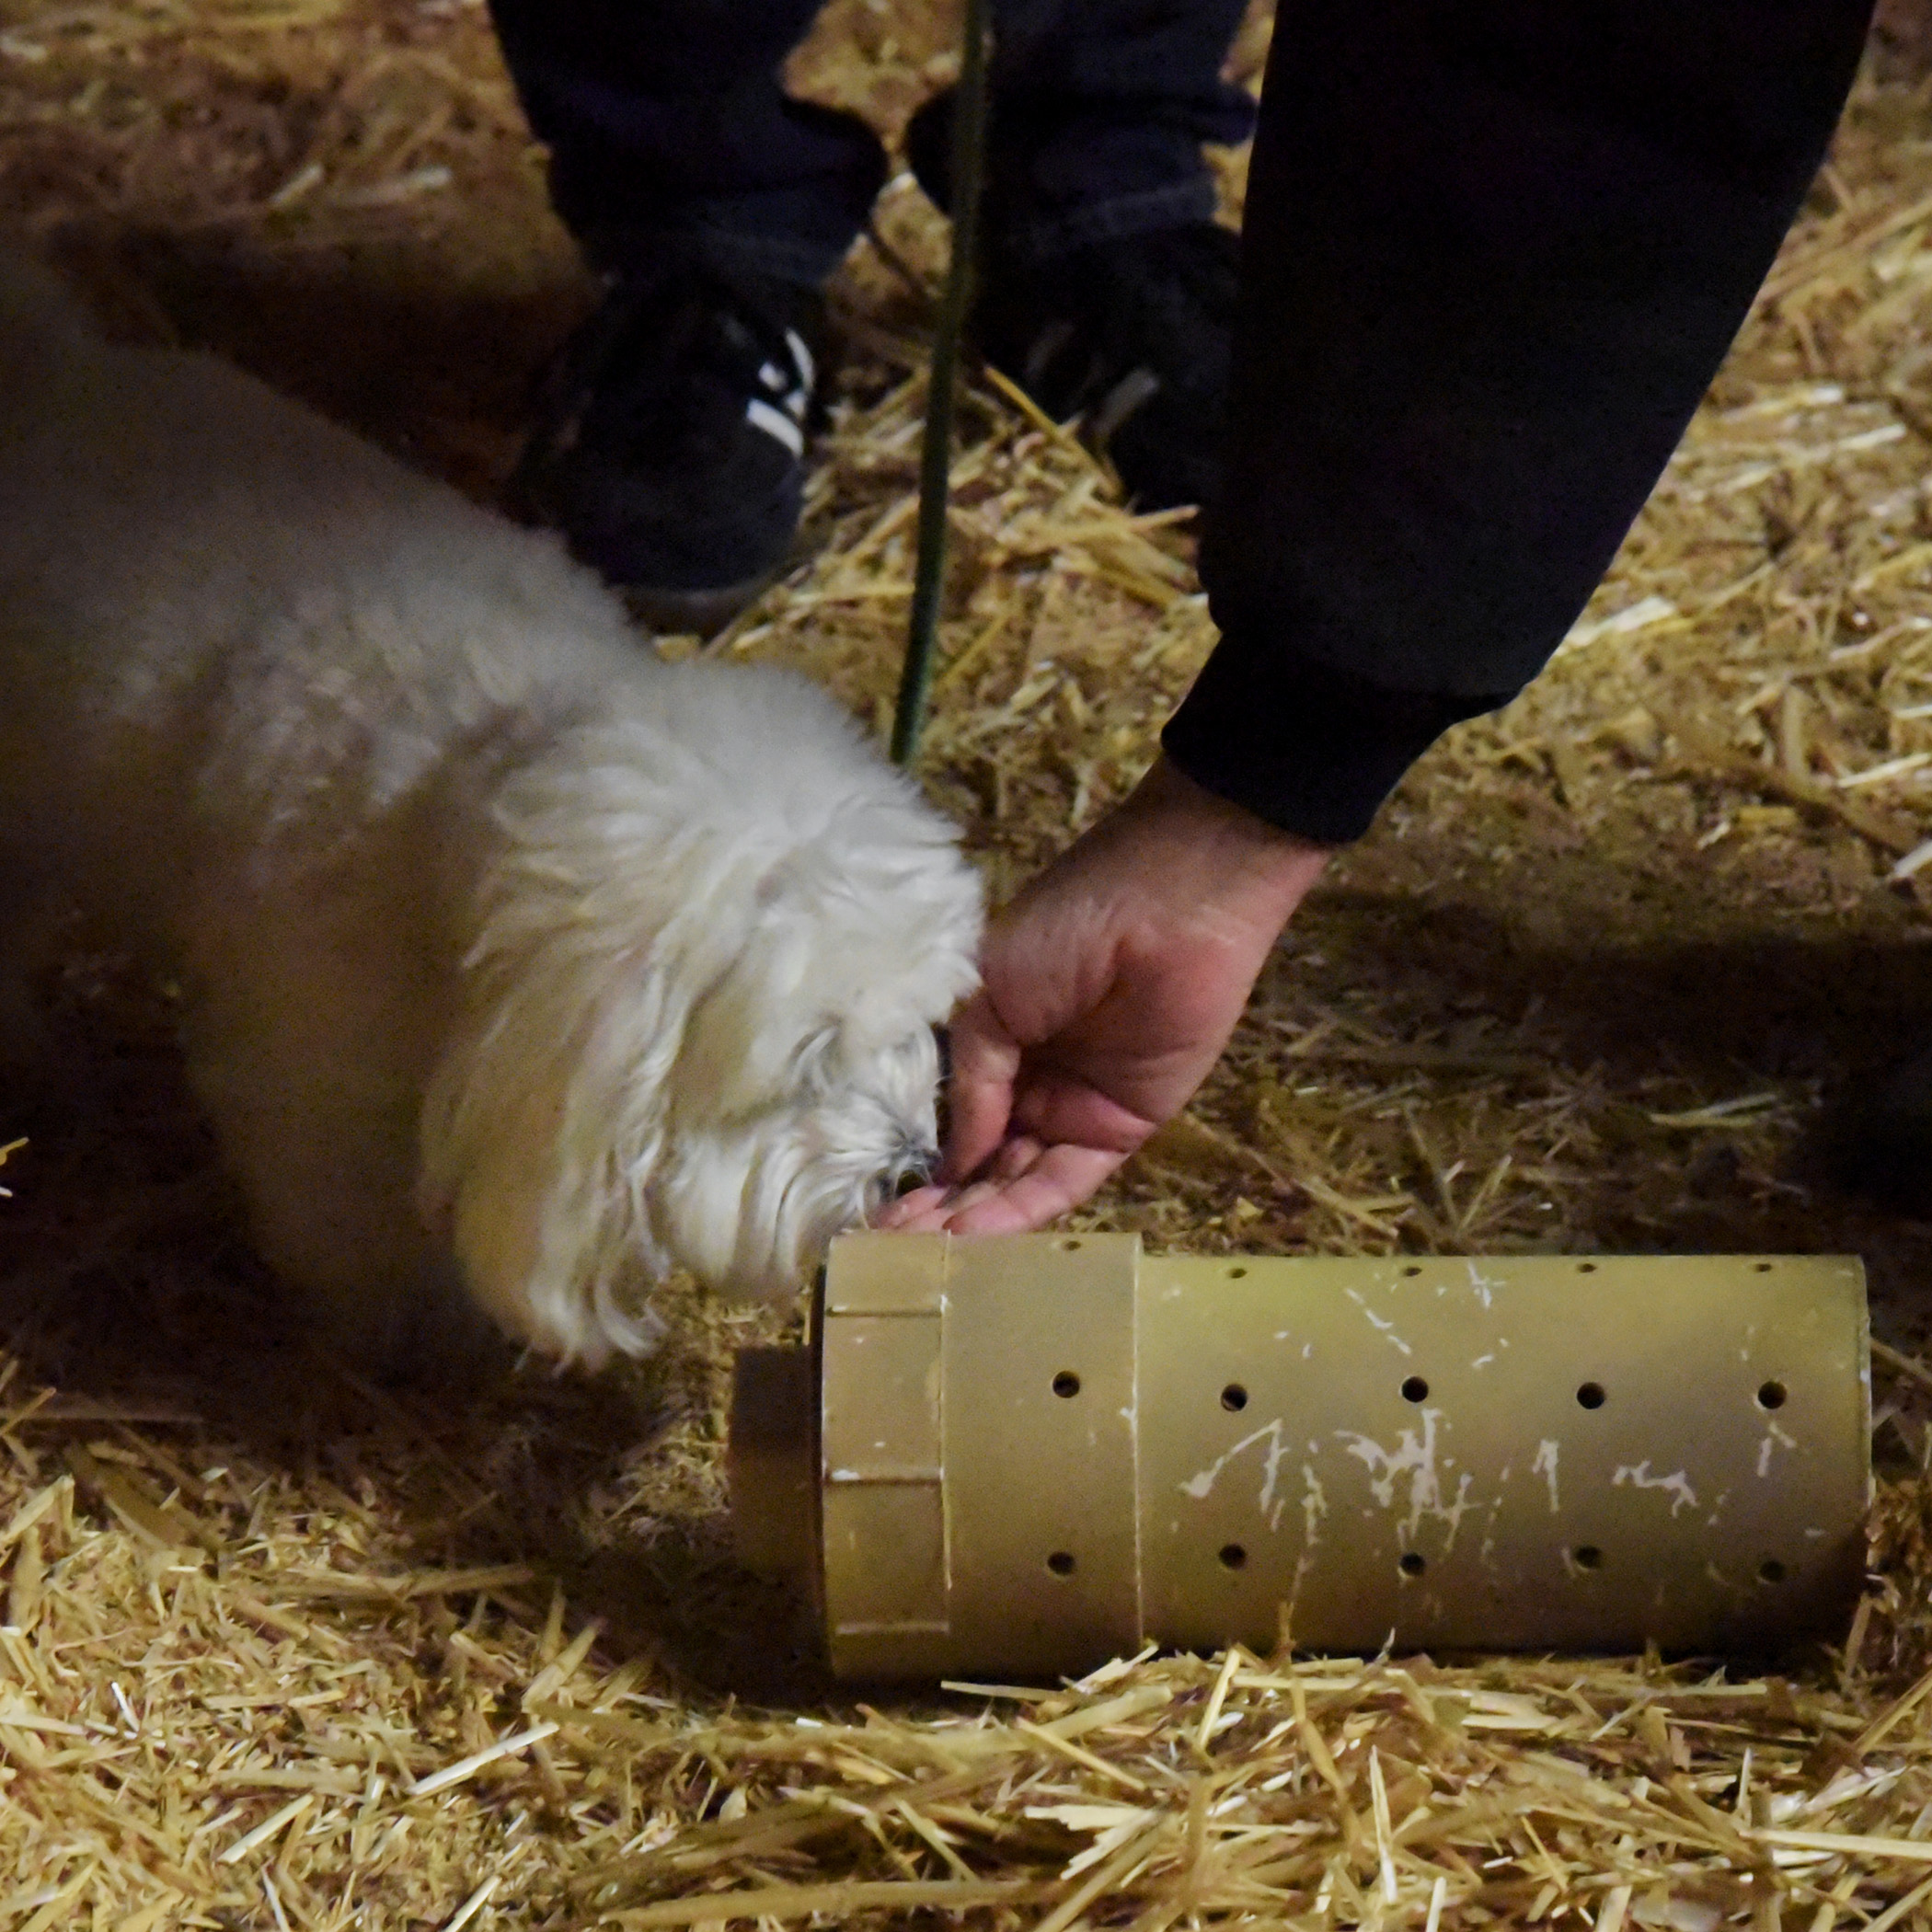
[
  {"xmin": 1052, "ymin": 1372, "xmax": 1080, "ymax": 1398},
  {"xmin": 1573, "ymin": 1545, "xmax": 1604, "ymax": 1571},
  {"xmin": 1756, "ymin": 1380, "xmax": 1788, "ymax": 1410},
  {"xmin": 1221, "ymin": 1384, "xmax": 1248, "ymax": 1412},
  {"xmin": 1399, "ymin": 1552, "xmax": 1426, "ymax": 1578},
  {"xmin": 1401, "ymin": 1375, "xmax": 1430, "ymax": 1404},
  {"xmin": 1219, "ymin": 1544, "xmax": 1248, "ymax": 1570},
  {"xmin": 1759, "ymin": 1558, "xmax": 1788, "ymax": 1585},
  {"xmin": 1576, "ymin": 1382, "xmax": 1606, "ymax": 1410},
  {"xmin": 1046, "ymin": 1551, "xmax": 1075, "ymax": 1578}
]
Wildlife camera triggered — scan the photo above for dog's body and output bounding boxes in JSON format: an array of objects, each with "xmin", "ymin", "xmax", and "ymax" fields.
[{"xmin": 0, "ymin": 258, "xmax": 981, "ymax": 1366}]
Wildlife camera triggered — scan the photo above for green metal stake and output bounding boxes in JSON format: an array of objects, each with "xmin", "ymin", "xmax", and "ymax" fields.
[{"xmin": 890, "ymin": 0, "xmax": 992, "ymax": 768}]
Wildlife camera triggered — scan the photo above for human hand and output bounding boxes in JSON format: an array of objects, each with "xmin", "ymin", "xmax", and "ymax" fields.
[{"xmin": 879, "ymin": 756, "xmax": 1328, "ymax": 1236}]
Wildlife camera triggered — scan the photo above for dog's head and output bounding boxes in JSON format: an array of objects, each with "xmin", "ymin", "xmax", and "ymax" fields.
[{"xmin": 420, "ymin": 669, "xmax": 982, "ymax": 1366}]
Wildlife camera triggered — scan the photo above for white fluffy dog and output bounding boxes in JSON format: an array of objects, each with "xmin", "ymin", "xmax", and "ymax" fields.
[{"xmin": 0, "ymin": 257, "xmax": 982, "ymax": 1368}]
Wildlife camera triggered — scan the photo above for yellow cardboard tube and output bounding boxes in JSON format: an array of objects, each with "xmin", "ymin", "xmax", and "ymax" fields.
[{"xmin": 730, "ymin": 1233, "xmax": 1869, "ymax": 1683}]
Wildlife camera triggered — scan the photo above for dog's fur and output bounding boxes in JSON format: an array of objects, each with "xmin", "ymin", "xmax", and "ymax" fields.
[{"xmin": 0, "ymin": 257, "xmax": 982, "ymax": 1367}]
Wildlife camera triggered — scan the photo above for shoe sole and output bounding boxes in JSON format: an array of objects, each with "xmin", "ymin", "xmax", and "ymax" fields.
[
  {"xmin": 620, "ymin": 571, "xmax": 777, "ymax": 639},
  {"xmin": 504, "ymin": 456, "xmax": 781, "ymax": 640}
]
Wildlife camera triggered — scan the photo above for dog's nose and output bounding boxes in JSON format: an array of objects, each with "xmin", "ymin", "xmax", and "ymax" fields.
[{"xmin": 888, "ymin": 1135, "xmax": 937, "ymax": 1198}]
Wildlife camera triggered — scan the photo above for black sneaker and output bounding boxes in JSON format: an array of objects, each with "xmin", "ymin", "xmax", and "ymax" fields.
[
  {"xmin": 510, "ymin": 259, "xmax": 824, "ymax": 633},
  {"xmin": 972, "ymin": 219, "xmax": 1238, "ymax": 514}
]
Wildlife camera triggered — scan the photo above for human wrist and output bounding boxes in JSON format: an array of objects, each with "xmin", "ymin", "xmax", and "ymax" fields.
[
  {"xmin": 1161, "ymin": 642, "xmax": 1505, "ymax": 846},
  {"xmin": 1122, "ymin": 756, "xmax": 1330, "ymax": 924}
]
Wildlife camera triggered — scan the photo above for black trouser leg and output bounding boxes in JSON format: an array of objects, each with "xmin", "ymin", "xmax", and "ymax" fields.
[
  {"xmin": 489, "ymin": 0, "xmax": 1259, "ymax": 279},
  {"xmin": 487, "ymin": 0, "xmax": 888, "ymax": 282},
  {"xmin": 913, "ymin": 0, "xmax": 1257, "ymax": 258},
  {"xmin": 1167, "ymin": 0, "xmax": 1877, "ymax": 844}
]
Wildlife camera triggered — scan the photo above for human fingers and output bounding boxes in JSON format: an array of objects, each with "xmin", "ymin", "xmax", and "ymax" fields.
[
  {"xmin": 937, "ymin": 1142, "xmax": 1131, "ymax": 1234},
  {"xmin": 872, "ymin": 1139, "xmax": 1045, "ymax": 1231},
  {"xmin": 1007, "ymin": 1066, "xmax": 1161, "ymax": 1161},
  {"xmin": 872, "ymin": 1181, "xmax": 954, "ymax": 1231},
  {"xmin": 990, "ymin": 1133, "xmax": 1046, "ymax": 1180}
]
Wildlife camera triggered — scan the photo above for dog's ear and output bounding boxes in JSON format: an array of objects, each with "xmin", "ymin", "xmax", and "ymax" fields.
[
  {"xmin": 418, "ymin": 896, "xmax": 716, "ymax": 1367},
  {"xmin": 673, "ymin": 834, "xmax": 980, "ymax": 1122},
  {"xmin": 675, "ymin": 909, "xmax": 834, "ymax": 1122}
]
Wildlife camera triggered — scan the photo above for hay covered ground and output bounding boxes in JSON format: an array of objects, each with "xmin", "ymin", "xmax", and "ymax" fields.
[{"xmin": 9, "ymin": 1, "xmax": 1932, "ymax": 1925}]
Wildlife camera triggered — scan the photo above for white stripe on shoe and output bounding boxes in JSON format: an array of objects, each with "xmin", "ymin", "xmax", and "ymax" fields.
[
  {"xmin": 745, "ymin": 396, "xmax": 806, "ymax": 456},
  {"xmin": 785, "ymin": 328, "xmax": 815, "ymax": 397}
]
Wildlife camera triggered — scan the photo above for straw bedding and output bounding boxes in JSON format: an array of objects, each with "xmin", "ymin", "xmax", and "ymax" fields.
[{"xmin": 9, "ymin": 1, "xmax": 1932, "ymax": 1924}]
